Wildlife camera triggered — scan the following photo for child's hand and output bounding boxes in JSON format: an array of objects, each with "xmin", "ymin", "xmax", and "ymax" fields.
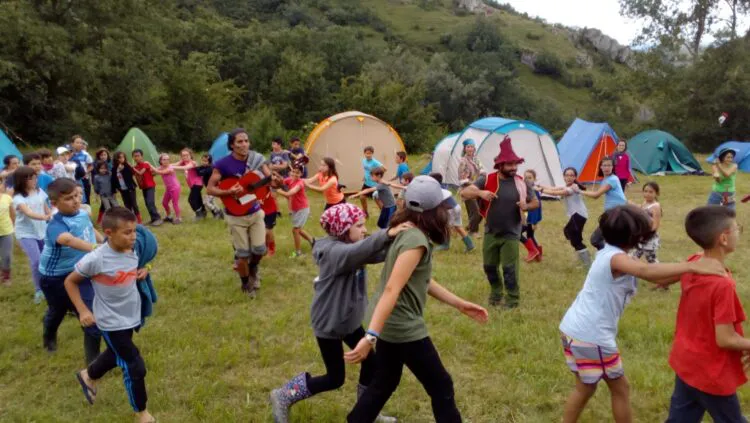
[
  {"xmin": 689, "ymin": 257, "xmax": 726, "ymax": 277},
  {"xmin": 458, "ymin": 300, "xmax": 489, "ymax": 324},
  {"xmin": 79, "ymin": 310, "xmax": 96, "ymax": 327},
  {"xmin": 743, "ymin": 351, "xmax": 750, "ymax": 373},
  {"xmin": 136, "ymin": 268, "xmax": 149, "ymax": 280},
  {"xmin": 387, "ymin": 222, "xmax": 415, "ymax": 238},
  {"xmin": 344, "ymin": 338, "xmax": 373, "ymax": 364}
]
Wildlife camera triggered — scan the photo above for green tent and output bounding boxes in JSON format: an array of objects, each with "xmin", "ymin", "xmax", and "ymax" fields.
[
  {"xmin": 115, "ymin": 127, "xmax": 160, "ymax": 166},
  {"xmin": 628, "ymin": 130, "xmax": 702, "ymax": 175}
]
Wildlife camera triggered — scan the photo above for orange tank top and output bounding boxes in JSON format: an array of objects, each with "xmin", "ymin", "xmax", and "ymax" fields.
[{"xmin": 318, "ymin": 174, "xmax": 344, "ymax": 205}]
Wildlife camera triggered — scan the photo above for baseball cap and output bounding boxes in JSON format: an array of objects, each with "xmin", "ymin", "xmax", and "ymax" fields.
[
  {"xmin": 441, "ymin": 189, "xmax": 458, "ymax": 209},
  {"xmin": 56, "ymin": 146, "xmax": 70, "ymax": 155},
  {"xmin": 403, "ymin": 176, "xmax": 452, "ymax": 212}
]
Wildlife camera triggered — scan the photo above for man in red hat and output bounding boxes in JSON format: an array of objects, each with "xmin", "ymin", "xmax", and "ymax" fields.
[{"xmin": 462, "ymin": 136, "xmax": 539, "ymax": 309}]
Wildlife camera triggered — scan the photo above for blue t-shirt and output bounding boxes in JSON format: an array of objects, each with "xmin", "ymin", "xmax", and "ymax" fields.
[
  {"xmin": 603, "ymin": 174, "xmax": 627, "ymax": 211},
  {"xmin": 12, "ymin": 190, "xmax": 48, "ymax": 240},
  {"xmin": 396, "ymin": 162, "xmax": 409, "ymax": 183},
  {"xmin": 39, "ymin": 210, "xmax": 96, "ymax": 277},
  {"xmin": 527, "ymin": 190, "xmax": 542, "ymax": 225},
  {"xmin": 70, "ymin": 150, "xmax": 92, "ymax": 180},
  {"xmin": 362, "ymin": 158, "xmax": 383, "ymax": 187},
  {"xmin": 37, "ymin": 172, "xmax": 54, "ymax": 192}
]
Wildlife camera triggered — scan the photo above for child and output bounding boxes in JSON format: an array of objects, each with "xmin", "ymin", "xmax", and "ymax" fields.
[
  {"xmin": 13, "ymin": 166, "xmax": 51, "ymax": 303},
  {"xmin": 633, "ymin": 182, "xmax": 662, "ymax": 264},
  {"xmin": 172, "ymin": 148, "xmax": 206, "ymax": 220},
  {"xmin": 665, "ymin": 206, "xmax": 746, "ymax": 422},
  {"xmin": 131, "ymin": 149, "xmax": 163, "ymax": 226},
  {"xmin": 393, "ymin": 151, "xmax": 409, "ymax": 184},
  {"xmin": 49, "ymin": 146, "xmax": 75, "ymax": 180},
  {"xmin": 38, "ymin": 148, "xmax": 54, "ymax": 173},
  {"xmin": 262, "ymin": 176, "xmax": 281, "ymax": 257},
  {"xmin": 350, "ymin": 167, "xmax": 396, "ymax": 229},
  {"xmin": 304, "ymin": 157, "xmax": 345, "ymax": 210},
  {"xmin": 38, "ymin": 178, "xmax": 103, "ymax": 362},
  {"xmin": 519, "ymin": 169, "xmax": 543, "ymax": 262},
  {"xmin": 288, "ymin": 137, "xmax": 307, "ymax": 177},
  {"xmin": 428, "ymin": 173, "xmax": 474, "ymax": 253},
  {"xmin": 538, "ymin": 167, "xmax": 591, "ymax": 266},
  {"xmin": 710, "ymin": 148, "xmax": 737, "ymax": 209},
  {"xmin": 94, "ymin": 148, "xmax": 112, "ymax": 170},
  {"xmin": 269, "ymin": 137, "xmax": 291, "ymax": 177},
  {"xmin": 93, "ymin": 161, "xmax": 119, "ymax": 225},
  {"xmin": 276, "ymin": 166, "xmax": 314, "ymax": 258},
  {"xmin": 345, "ymin": 175, "xmax": 488, "ymax": 422},
  {"xmin": 0, "ymin": 176, "xmax": 14, "ymax": 286},
  {"xmin": 2, "ymin": 154, "xmax": 20, "ymax": 192},
  {"xmin": 613, "ymin": 140, "xmax": 632, "ymax": 191},
  {"xmin": 152, "ymin": 153, "xmax": 182, "ymax": 224},
  {"xmin": 269, "ymin": 204, "xmax": 411, "ymax": 422},
  {"xmin": 24, "ymin": 153, "xmax": 54, "ymax": 193},
  {"xmin": 581, "ymin": 156, "xmax": 627, "ymax": 250},
  {"xmin": 195, "ymin": 154, "xmax": 223, "ymax": 219},
  {"xmin": 111, "ymin": 151, "xmax": 142, "ymax": 223},
  {"xmin": 558, "ymin": 205, "xmax": 724, "ymax": 423},
  {"xmin": 66, "ymin": 207, "xmax": 155, "ymax": 423},
  {"xmin": 360, "ymin": 146, "xmax": 384, "ymax": 218}
]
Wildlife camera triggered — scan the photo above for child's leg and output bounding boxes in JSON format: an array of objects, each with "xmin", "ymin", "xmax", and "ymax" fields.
[
  {"xmin": 665, "ymin": 375, "xmax": 707, "ymax": 423},
  {"xmin": 307, "ymin": 337, "xmax": 347, "ymax": 394},
  {"xmin": 100, "ymin": 329, "xmax": 148, "ymax": 413},
  {"xmin": 563, "ymin": 376, "xmax": 598, "ymax": 423},
  {"xmin": 162, "ymin": 191, "xmax": 171, "ymax": 216},
  {"xmin": 347, "ymin": 340, "xmax": 404, "ymax": 423},
  {"xmin": 359, "ymin": 195, "xmax": 368, "ymax": 217},
  {"xmin": 171, "ymin": 188, "xmax": 181, "ymax": 218},
  {"xmin": 39, "ymin": 276, "xmax": 69, "ymax": 346},
  {"xmin": 604, "ymin": 376, "xmax": 632, "ymax": 423},
  {"xmin": 18, "ymin": 238, "xmax": 43, "ymax": 292},
  {"xmin": 402, "ymin": 338, "xmax": 461, "ymax": 422},
  {"xmin": 292, "ymin": 228, "xmax": 301, "ymax": 251},
  {"xmin": 0, "ymin": 234, "xmax": 13, "ymax": 278},
  {"xmin": 188, "ymin": 185, "xmax": 204, "ymax": 214},
  {"xmin": 528, "ymin": 224, "xmax": 539, "ymax": 247},
  {"xmin": 343, "ymin": 327, "xmax": 376, "ymax": 388}
]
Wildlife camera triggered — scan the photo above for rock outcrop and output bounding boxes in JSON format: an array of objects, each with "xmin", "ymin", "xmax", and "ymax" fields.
[{"xmin": 575, "ymin": 28, "xmax": 634, "ymax": 66}]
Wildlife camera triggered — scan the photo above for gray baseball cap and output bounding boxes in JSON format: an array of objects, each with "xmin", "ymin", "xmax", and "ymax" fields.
[{"xmin": 403, "ymin": 175, "xmax": 452, "ymax": 212}]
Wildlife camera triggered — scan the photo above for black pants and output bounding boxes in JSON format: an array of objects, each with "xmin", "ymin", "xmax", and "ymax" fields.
[
  {"xmin": 563, "ymin": 213, "xmax": 587, "ymax": 250},
  {"xmin": 347, "ymin": 337, "xmax": 460, "ymax": 423},
  {"xmin": 118, "ymin": 188, "xmax": 140, "ymax": 216},
  {"xmin": 141, "ymin": 187, "xmax": 160, "ymax": 221},
  {"xmin": 308, "ymin": 326, "xmax": 376, "ymax": 395},
  {"xmin": 519, "ymin": 224, "xmax": 538, "ymax": 246},
  {"xmin": 324, "ymin": 199, "xmax": 347, "ymax": 210},
  {"xmin": 82, "ymin": 177, "xmax": 92, "ymax": 205},
  {"xmin": 666, "ymin": 375, "xmax": 746, "ymax": 423},
  {"xmin": 619, "ymin": 178, "xmax": 628, "ymax": 191},
  {"xmin": 188, "ymin": 185, "xmax": 205, "ymax": 215},
  {"xmin": 89, "ymin": 328, "xmax": 148, "ymax": 412},
  {"xmin": 464, "ymin": 199, "xmax": 482, "ymax": 233},
  {"xmin": 590, "ymin": 226, "xmax": 605, "ymax": 251}
]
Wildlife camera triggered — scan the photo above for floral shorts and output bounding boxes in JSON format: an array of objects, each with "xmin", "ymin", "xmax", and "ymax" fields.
[{"xmin": 561, "ymin": 333, "xmax": 624, "ymax": 384}]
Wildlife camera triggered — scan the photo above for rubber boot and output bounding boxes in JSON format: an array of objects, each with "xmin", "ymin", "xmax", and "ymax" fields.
[
  {"xmin": 83, "ymin": 333, "xmax": 101, "ymax": 365},
  {"xmin": 357, "ymin": 384, "xmax": 398, "ymax": 423},
  {"xmin": 576, "ymin": 249, "xmax": 592, "ymax": 267},
  {"xmin": 462, "ymin": 235, "xmax": 475, "ymax": 253},
  {"xmin": 96, "ymin": 209, "xmax": 104, "ymax": 226},
  {"xmin": 1, "ymin": 269, "xmax": 10, "ymax": 284},
  {"xmin": 535, "ymin": 245, "xmax": 543, "ymax": 262},
  {"xmin": 434, "ymin": 242, "xmax": 450, "ymax": 251},
  {"xmin": 270, "ymin": 372, "xmax": 312, "ymax": 423},
  {"xmin": 522, "ymin": 239, "xmax": 540, "ymax": 263},
  {"xmin": 136, "ymin": 213, "xmax": 143, "ymax": 224}
]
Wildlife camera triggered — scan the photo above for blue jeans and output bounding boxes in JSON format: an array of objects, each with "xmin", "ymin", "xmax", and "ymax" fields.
[
  {"xmin": 666, "ymin": 375, "xmax": 746, "ymax": 423},
  {"xmin": 377, "ymin": 206, "xmax": 397, "ymax": 229},
  {"xmin": 707, "ymin": 191, "xmax": 737, "ymax": 210},
  {"xmin": 40, "ymin": 274, "xmax": 100, "ymax": 339}
]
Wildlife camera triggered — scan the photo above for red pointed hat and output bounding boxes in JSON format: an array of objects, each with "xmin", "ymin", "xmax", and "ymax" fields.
[{"xmin": 493, "ymin": 136, "xmax": 524, "ymax": 167}]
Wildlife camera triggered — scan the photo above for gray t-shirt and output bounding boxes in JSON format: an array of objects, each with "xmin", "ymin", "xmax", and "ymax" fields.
[
  {"xmin": 474, "ymin": 174, "xmax": 533, "ymax": 239},
  {"xmin": 376, "ymin": 183, "xmax": 396, "ymax": 208},
  {"xmin": 75, "ymin": 243, "xmax": 141, "ymax": 331},
  {"xmin": 563, "ymin": 185, "xmax": 588, "ymax": 219},
  {"xmin": 270, "ymin": 151, "xmax": 291, "ymax": 176}
]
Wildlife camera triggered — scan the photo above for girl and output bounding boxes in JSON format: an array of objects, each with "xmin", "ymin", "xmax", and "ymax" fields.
[
  {"xmin": 94, "ymin": 148, "xmax": 112, "ymax": 171},
  {"xmin": 111, "ymin": 151, "xmax": 142, "ymax": 223},
  {"xmin": 153, "ymin": 153, "xmax": 182, "ymax": 224},
  {"xmin": 709, "ymin": 148, "xmax": 737, "ymax": 209},
  {"xmin": 581, "ymin": 156, "xmax": 626, "ymax": 250},
  {"xmin": 539, "ymin": 168, "xmax": 591, "ymax": 266},
  {"xmin": 270, "ymin": 203, "xmax": 411, "ymax": 422},
  {"xmin": 172, "ymin": 148, "xmax": 206, "ymax": 220},
  {"xmin": 345, "ymin": 175, "xmax": 489, "ymax": 423},
  {"xmin": 276, "ymin": 166, "xmax": 314, "ymax": 258},
  {"xmin": 558, "ymin": 205, "xmax": 724, "ymax": 423},
  {"xmin": 195, "ymin": 154, "xmax": 222, "ymax": 219},
  {"xmin": 457, "ymin": 139, "xmax": 484, "ymax": 237},
  {"xmin": 520, "ymin": 169, "xmax": 543, "ymax": 262},
  {"xmin": 0, "ymin": 176, "xmax": 14, "ymax": 286},
  {"xmin": 613, "ymin": 140, "xmax": 632, "ymax": 191},
  {"xmin": 2, "ymin": 154, "xmax": 20, "ymax": 192},
  {"xmin": 303, "ymin": 157, "xmax": 345, "ymax": 210},
  {"xmin": 12, "ymin": 166, "xmax": 51, "ymax": 303},
  {"xmin": 93, "ymin": 160, "xmax": 118, "ymax": 225}
]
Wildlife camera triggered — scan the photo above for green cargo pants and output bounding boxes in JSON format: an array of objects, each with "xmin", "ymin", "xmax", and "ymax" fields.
[{"xmin": 482, "ymin": 234, "xmax": 520, "ymax": 306}]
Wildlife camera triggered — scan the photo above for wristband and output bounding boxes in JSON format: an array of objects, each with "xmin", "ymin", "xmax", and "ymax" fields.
[
  {"xmin": 365, "ymin": 329, "xmax": 380, "ymax": 338},
  {"xmin": 145, "ymin": 264, "xmax": 153, "ymax": 271}
]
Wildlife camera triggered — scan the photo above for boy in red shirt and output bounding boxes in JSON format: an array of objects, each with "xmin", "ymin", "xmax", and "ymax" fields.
[
  {"xmin": 276, "ymin": 166, "xmax": 314, "ymax": 258},
  {"xmin": 666, "ymin": 205, "xmax": 747, "ymax": 422},
  {"xmin": 131, "ymin": 150, "xmax": 163, "ymax": 226},
  {"xmin": 262, "ymin": 176, "xmax": 282, "ymax": 257}
]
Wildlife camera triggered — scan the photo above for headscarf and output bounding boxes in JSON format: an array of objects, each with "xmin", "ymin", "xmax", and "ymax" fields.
[{"xmin": 320, "ymin": 203, "xmax": 366, "ymax": 237}]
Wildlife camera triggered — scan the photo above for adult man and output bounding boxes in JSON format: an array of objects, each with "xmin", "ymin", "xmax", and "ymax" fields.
[
  {"xmin": 462, "ymin": 136, "xmax": 539, "ymax": 309},
  {"xmin": 207, "ymin": 128, "xmax": 271, "ymax": 298},
  {"xmin": 69, "ymin": 135, "xmax": 93, "ymax": 204}
]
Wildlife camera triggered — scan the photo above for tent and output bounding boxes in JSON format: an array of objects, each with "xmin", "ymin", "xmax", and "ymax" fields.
[
  {"xmin": 422, "ymin": 133, "xmax": 460, "ymax": 175},
  {"xmin": 429, "ymin": 117, "xmax": 564, "ymax": 188},
  {"xmin": 707, "ymin": 141, "xmax": 750, "ymax": 172},
  {"xmin": 627, "ymin": 130, "xmax": 702, "ymax": 175},
  {"xmin": 558, "ymin": 118, "xmax": 623, "ymax": 183},
  {"xmin": 115, "ymin": 128, "xmax": 160, "ymax": 166},
  {"xmin": 0, "ymin": 129, "xmax": 23, "ymax": 169},
  {"xmin": 305, "ymin": 111, "xmax": 406, "ymax": 191},
  {"xmin": 209, "ymin": 132, "xmax": 230, "ymax": 162}
]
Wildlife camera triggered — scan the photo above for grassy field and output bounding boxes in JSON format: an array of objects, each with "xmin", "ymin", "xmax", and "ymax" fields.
[{"xmin": 2, "ymin": 156, "xmax": 750, "ymax": 422}]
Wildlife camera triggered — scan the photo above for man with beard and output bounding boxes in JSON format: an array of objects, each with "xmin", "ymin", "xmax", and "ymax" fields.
[{"xmin": 461, "ymin": 136, "xmax": 539, "ymax": 309}]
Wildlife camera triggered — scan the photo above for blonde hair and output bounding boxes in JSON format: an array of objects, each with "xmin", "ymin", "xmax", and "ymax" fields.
[{"xmin": 180, "ymin": 148, "xmax": 194, "ymax": 160}]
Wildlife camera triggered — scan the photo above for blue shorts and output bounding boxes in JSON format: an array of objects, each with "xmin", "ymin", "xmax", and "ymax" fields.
[
  {"xmin": 264, "ymin": 211, "xmax": 279, "ymax": 230},
  {"xmin": 377, "ymin": 206, "xmax": 397, "ymax": 229}
]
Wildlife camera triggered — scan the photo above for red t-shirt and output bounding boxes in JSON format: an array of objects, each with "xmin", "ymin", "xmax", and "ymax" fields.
[
  {"xmin": 134, "ymin": 162, "xmax": 155, "ymax": 189},
  {"xmin": 261, "ymin": 192, "xmax": 278, "ymax": 215},
  {"xmin": 283, "ymin": 177, "xmax": 309, "ymax": 212},
  {"xmin": 669, "ymin": 254, "xmax": 747, "ymax": 395}
]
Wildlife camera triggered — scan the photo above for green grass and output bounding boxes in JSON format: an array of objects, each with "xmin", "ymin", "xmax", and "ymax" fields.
[{"xmin": 3, "ymin": 156, "xmax": 750, "ymax": 422}]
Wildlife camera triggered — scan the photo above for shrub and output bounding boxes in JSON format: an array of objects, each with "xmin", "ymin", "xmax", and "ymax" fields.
[{"xmin": 533, "ymin": 51, "xmax": 566, "ymax": 77}]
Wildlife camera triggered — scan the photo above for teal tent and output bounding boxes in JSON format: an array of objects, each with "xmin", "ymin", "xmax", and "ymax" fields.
[
  {"xmin": 0, "ymin": 129, "xmax": 23, "ymax": 169},
  {"xmin": 628, "ymin": 130, "xmax": 703, "ymax": 175},
  {"xmin": 209, "ymin": 132, "xmax": 229, "ymax": 162}
]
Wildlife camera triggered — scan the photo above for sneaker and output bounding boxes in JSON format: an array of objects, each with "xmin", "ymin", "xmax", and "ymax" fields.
[
  {"xmin": 290, "ymin": 251, "xmax": 304, "ymax": 258},
  {"xmin": 43, "ymin": 337, "xmax": 57, "ymax": 353},
  {"xmin": 173, "ymin": 218, "xmax": 182, "ymax": 224},
  {"xmin": 150, "ymin": 218, "xmax": 164, "ymax": 226},
  {"xmin": 34, "ymin": 290, "xmax": 45, "ymax": 305},
  {"xmin": 163, "ymin": 216, "xmax": 173, "ymax": 223},
  {"xmin": 241, "ymin": 283, "xmax": 256, "ymax": 299}
]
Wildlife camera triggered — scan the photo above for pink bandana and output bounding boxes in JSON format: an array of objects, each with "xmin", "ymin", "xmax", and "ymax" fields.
[{"xmin": 320, "ymin": 203, "xmax": 366, "ymax": 237}]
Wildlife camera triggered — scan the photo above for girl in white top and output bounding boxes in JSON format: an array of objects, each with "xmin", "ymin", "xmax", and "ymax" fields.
[
  {"xmin": 539, "ymin": 167, "xmax": 591, "ymax": 266},
  {"xmin": 558, "ymin": 205, "xmax": 724, "ymax": 423}
]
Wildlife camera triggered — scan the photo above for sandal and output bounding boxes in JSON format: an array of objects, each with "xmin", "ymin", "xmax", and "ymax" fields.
[{"xmin": 76, "ymin": 371, "xmax": 96, "ymax": 405}]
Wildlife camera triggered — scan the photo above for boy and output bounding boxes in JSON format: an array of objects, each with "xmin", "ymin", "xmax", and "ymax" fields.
[
  {"xmin": 38, "ymin": 148, "xmax": 54, "ymax": 173},
  {"xmin": 131, "ymin": 149, "xmax": 163, "ymax": 226},
  {"xmin": 269, "ymin": 137, "xmax": 291, "ymax": 178},
  {"xmin": 665, "ymin": 206, "xmax": 747, "ymax": 422},
  {"xmin": 66, "ymin": 207, "xmax": 155, "ymax": 423},
  {"xmin": 429, "ymin": 173, "xmax": 475, "ymax": 253},
  {"xmin": 24, "ymin": 152, "xmax": 54, "ymax": 193},
  {"xmin": 262, "ymin": 176, "xmax": 282, "ymax": 257},
  {"xmin": 393, "ymin": 151, "xmax": 409, "ymax": 184},
  {"xmin": 38, "ymin": 178, "xmax": 104, "ymax": 363},
  {"xmin": 350, "ymin": 167, "xmax": 396, "ymax": 229},
  {"xmin": 360, "ymin": 146, "xmax": 385, "ymax": 218},
  {"xmin": 288, "ymin": 137, "xmax": 307, "ymax": 177},
  {"xmin": 276, "ymin": 166, "xmax": 314, "ymax": 258}
]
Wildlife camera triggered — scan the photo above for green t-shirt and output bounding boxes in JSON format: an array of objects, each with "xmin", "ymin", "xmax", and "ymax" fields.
[
  {"xmin": 713, "ymin": 171, "xmax": 736, "ymax": 193},
  {"xmin": 371, "ymin": 228, "xmax": 432, "ymax": 343}
]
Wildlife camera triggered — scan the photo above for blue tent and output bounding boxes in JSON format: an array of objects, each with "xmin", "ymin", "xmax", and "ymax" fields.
[
  {"xmin": 0, "ymin": 129, "xmax": 23, "ymax": 170},
  {"xmin": 707, "ymin": 141, "xmax": 750, "ymax": 172},
  {"xmin": 557, "ymin": 118, "xmax": 621, "ymax": 183},
  {"xmin": 208, "ymin": 132, "xmax": 229, "ymax": 162},
  {"xmin": 422, "ymin": 133, "xmax": 459, "ymax": 175}
]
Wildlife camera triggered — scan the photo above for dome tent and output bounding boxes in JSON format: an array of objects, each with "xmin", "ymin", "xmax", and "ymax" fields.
[
  {"xmin": 0, "ymin": 129, "xmax": 23, "ymax": 169},
  {"xmin": 628, "ymin": 130, "xmax": 702, "ymax": 175},
  {"xmin": 115, "ymin": 128, "xmax": 160, "ymax": 166},
  {"xmin": 421, "ymin": 133, "xmax": 460, "ymax": 175},
  {"xmin": 707, "ymin": 141, "xmax": 750, "ymax": 172},
  {"xmin": 208, "ymin": 132, "xmax": 230, "ymax": 162},
  {"xmin": 305, "ymin": 111, "xmax": 406, "ymax": 191},
  {"xmin": 558, "ymin": 118, "xmax": 632, "ymax": 184}
]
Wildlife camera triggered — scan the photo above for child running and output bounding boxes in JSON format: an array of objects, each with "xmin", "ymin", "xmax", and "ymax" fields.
[
  {"xmin": 152, "ymin": 153, "xmax": 182, "ymax": 224},
  {"xmin": 360, "ymin": 146, "xmax": 384, "ymax": 218},
  {"xmin": 538, "ymin": 167, "xmax": 591, "ymax": 266},
  {"xmin": 349, "ymin": 167, "xmax": 397, "ymax": 229},
  {"xmin": 262, "ymin": 177, "xmax": 281, "ymax": 257},
  {"xmin": 520, "ymin": 169, "xmax": 543, "ymax": 262},
  {"xmin": 173, "ymin": 148, "xmax": 206, "ymax": 220},
  {"xmin": 393, "ymin": 151, "xmax": 409, "ymax": 184},
  {"xmin": 633, "ymin": 182, "xmax": 662, "ymax": 265},
  {"xmin": 558, "ymin": 205, "xmax": 724, "ymax": 423},
  {"xmin": 345, "ymin": 175, "xmax": 489, "ymax": 422},
  {"xmin": 195, "ymin": 154, "xmax": 223, "ymax": 219},
  {"xmin": 131, "ymin": 149, "xmax": 163, "ymax": 226},
  {"xmin": 93, "ymin": 161, "xmax": 119, "ymax": 226},
  {"xmin": 66, "ymin": 207, "xmax": 155, "ymax": 423},
  {"xmin": 304, "ymin": 157, "xmax": 345, "ymax": 210},
  {"xmin": 0, "ymin": 176, "xmax": 14, "ymax": 286},
  {"xmin": 429, "ymin": 173, "xmax": 474, "ymax": 253},
  {"xmin": 581, "ymin": 156, "xmax": 626, "ymax": 250},
  {"xmin": 269, "ymin": 203, "xmax": 412, "ymax": 423},
  {"xmin": 276, "ymin": 166, "xmax": 314, "ymax": 258},
  {"xmin": 665, "ymin": 206, "xmax": 747, "ymax": 422},
  {"xmin": 13, "ymin": 166, "xmax": 51, "ymax": 303},
  {"xmin": 112, "ymin": 151, "xmax": 142, "ymax": 223}
]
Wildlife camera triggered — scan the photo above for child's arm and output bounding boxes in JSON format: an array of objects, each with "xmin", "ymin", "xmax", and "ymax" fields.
[
  {"xmin": 307, "ymin": 177, "xmax": 336, "ymax": 193},
  {"xmin": 16, "ymin": 204, "xmax": 50, "ymax": 221},
  {"xmin": 9, "ymin": 203, "xmax": 15, "ymax": 224},
  {"xmin": 716, "ymin": 324, "xmax": 750, "ymax": 351},
  {"xmin": 349, "ymin": 187, "xmax": 377, "ymax": 199},
  {"xmin": 151, "ymin": 166, "xmax": 171, "ymax": 175},
  {"xmin": 610, "ymin": 254, "xmax": 725, "ymax": 283},
  {"xmin": 93, "ymin": 229, "xmax": 104, "ymax": 243},
  {"xmin": 427, "ymin": 279, "xmax": 488, "ymax": 323},
  {"xmin": 57, "ymin": 232, "xmax": 97, "ymax": 252},
  {"xmin": 717, "ymin": 163, "xmax": 738, "ymax": 178},
  {"xmin": 581, "ymin": 183, "xmax": 611, "ymax": 199},
  {"xmin": 64, "ymin": 271, "xmax": 95, "ymax": 327},
  {"xmin": 651, "ymin": 203, "xmax": 662, "ymax": 231},
  {"xmin": 276, "ymin": 184, "xmax": 301, "ymax": 198},
  {"xmin": 172, "ymin": 161, "xmax": 195, "ymax": 171},
  {"xmin": 539, "ymin": 186, "xmax": 569, "ymax": 196}
]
